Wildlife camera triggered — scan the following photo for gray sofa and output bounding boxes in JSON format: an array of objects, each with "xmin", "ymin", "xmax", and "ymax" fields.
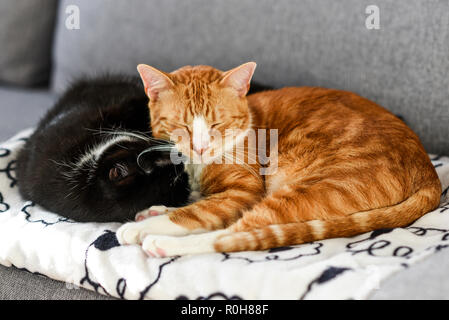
[{"xmin": 1, "ymin": 0, "xmax": 448, "ymax": 299}]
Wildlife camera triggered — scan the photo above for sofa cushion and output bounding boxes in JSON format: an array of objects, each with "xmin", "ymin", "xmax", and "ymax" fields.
[
  {"xmin": 0, "ymin": 265, "xmax": 113, "ymax": 300},
  {"xmin": 0, "ymin": 0, "xmax": 58, "ymax": 87},
  {"xmin": 0, "ymin": 87, "xmax": 56, "ymax": 141},
  {"xmin": 51, "ymin": 0, "xmax": 449, "ymax": 154}
]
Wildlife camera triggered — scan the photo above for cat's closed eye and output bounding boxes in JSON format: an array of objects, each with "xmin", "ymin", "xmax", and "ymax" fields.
[{"xmin": 210, "ymin": 123, "xmax": 221, "ymax": 129}]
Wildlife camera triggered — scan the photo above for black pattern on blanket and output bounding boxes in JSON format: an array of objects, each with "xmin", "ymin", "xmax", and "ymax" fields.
[{"xmin": 0, "ymin": 129, "xmax": 448, "ymax": 300}]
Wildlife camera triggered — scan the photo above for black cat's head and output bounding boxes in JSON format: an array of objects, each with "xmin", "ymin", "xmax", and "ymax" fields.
[{"xmin": 63, "ymin": 136, "xmax": 190, "ymax": 223}]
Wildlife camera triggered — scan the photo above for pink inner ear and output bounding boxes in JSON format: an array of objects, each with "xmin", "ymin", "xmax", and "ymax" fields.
[
  {"xmin": 221, "ymin": 62, "xmax": 257, "ymax": 97},
  {"xmin": 137, "ymin": 64, "xmax": 173, "ymax": 101}
]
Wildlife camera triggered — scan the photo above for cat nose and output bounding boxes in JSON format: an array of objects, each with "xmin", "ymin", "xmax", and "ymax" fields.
[{"xmin": 193, "ymin": 145, "xmax": 209, "ymax": 155}]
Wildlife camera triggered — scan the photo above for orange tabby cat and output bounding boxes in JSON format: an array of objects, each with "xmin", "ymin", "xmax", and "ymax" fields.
[{"xmin": 116, "ymin": 62, "xmax": 441, "ymax": 257}]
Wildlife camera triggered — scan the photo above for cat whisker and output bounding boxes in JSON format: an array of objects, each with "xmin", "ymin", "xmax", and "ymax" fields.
[
  {"xmin": 137, "ymin": 145, "xmax": 180, "ymax": 170},
  {"xmin": 170, "ymin": 168, "xmax": 185, "ymax": 186},
  {"xmin": 49, "ymin": 159, "xmax": 73, "ymax": 169},
  {"xmin": 231, "ymin": 149, "xmax": 259, "ymax": 162},
  {"xmin": 86, "ymin": 128, "xmax": 171, "ymax": 145},
  {"xmin": 140, "ymin": 145, "xmax": 177, "ymax": 152}
]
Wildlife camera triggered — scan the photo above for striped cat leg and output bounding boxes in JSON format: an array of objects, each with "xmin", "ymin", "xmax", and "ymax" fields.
[
  {"xmin": 139, "ymin": 225, "xmax": 308, "ymax": 257},
  {"xmin": 139, "ymin": 222, "xmax": 313, "ymax": 257},
  {"xmin": 135, "ymin": 180, "xmax": 369, "ymax": 255},
  {"xmin": 116, "ymin": 188, "xmax": 261, "ymax": 245},
  {"xmin": 136, "ymin": 182, "xmax": 357, "ymax": 256},
  {"xmin": 117, "ymin": 163, "xmax": 264, "ymax": 246}
]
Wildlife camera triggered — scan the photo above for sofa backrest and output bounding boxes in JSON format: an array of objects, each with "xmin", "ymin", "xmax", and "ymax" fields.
[
  {"xmin": 51, "ymin": 0, "xmax": 449, "ymax": 154},
  {"xmin": 0, "ymin": 0, "xmax": 58, "ymax": 86}
]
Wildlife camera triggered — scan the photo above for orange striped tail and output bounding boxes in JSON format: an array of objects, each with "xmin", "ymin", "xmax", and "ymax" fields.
[{"xmin": 214, "ymin": 184, "xmax": 441, "ymax": 252}]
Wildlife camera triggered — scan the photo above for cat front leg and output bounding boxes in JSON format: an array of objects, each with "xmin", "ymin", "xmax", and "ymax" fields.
[
  {"xmin": 116, "ymin": 188, "xmax": 260, "ymax": 245},
  {"xmin": 117, "ymin": 163, "xmax": 264, "ymax": 246},
  {"xmin": 116, "ymin": 196, "xmax": 240, "ymax": 245},
  {"xmin": 116, "ymin": 213, "xmax": 202, "ymax": 245},
  {"xmin": 141, "ymin": 230, "xmax": 230, "ymax": 257}
]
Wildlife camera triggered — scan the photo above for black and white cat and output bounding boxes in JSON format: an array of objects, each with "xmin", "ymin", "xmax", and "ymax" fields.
[{"xmin": 16, "ymin": 76, "xmax": 191, "ymax": 222}]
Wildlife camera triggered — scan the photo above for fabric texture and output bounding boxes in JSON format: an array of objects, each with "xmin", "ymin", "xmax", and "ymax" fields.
[
  {"xmin": 51, "ymin": 0, "xmax": 449, "ymax": 154},
  {"xmin": 1, "ymin": 129, "xmax": 449, "ymax": 300},
  {"xmin": 0, "ymin": 0, "xmax": 58, "ymax": 86}
]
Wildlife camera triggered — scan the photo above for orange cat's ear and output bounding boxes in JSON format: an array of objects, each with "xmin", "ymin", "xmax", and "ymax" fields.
[
  {"xmin": 137, "ymin": 64, "xmax": 174, "ymax": 101},
  {"xmin": 220, "ymin": 62, "xmax": 257, "ymax": 97}
]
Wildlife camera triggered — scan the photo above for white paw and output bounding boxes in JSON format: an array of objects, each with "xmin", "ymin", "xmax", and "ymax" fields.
[
  {"xmin": 135, "ymin": 205, "xmax": 177, "ymax": 221},
  {"xmin": 116, "ymin": 221, "xmax": 145, "ymax": 245},
  {"xmin": 142, "ymin": 235, "xmax": 180, "ymax": 257},
  {"xmin": 116, "ymin": 214, "xmax": 191, "ymax": 246},
  {"xmin": 141, "ymin": 230, "xmax": 230, "ymax": 257}
]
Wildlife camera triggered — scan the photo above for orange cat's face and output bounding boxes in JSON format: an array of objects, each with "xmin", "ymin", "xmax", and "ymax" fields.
[{"xmin": 137, "ymin": 63, "xmax": 256, "ymax": 164}]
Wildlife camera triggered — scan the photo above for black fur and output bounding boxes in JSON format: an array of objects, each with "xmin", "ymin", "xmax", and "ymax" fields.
[
  {"xmin": 16, "ymin": 76, "xmax": 190, "ymax": 222},
  {"xmin": 248, "ymin": 82, "xmax": 273, "ymax": 94}
]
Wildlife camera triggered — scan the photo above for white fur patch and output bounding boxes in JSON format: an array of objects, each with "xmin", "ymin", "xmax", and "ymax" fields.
[
  {"xmin": 184, "ymin": 163, "xmax": 205, "ymax": 198},
  {"xmin": 192, "ymin": 115, "xmax": 210, "ymax": 154},
  {"xmin": 76, "ymin": 135, "xmax": 134, "ymax": 168}
]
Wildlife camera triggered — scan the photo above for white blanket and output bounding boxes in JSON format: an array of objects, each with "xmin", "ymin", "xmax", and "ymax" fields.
[{"xmin": 1, "ymin": 129, "xmax": 449, "ymax": 300}]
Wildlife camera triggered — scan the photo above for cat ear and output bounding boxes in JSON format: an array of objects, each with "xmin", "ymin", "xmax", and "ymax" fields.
[
  {"xmin": 220, "ymin": 62, "xmax": 257, "ymax": 97},
  {"xmin": 137, "ymin": 64, "xmax": 174, "ymax": 101}
]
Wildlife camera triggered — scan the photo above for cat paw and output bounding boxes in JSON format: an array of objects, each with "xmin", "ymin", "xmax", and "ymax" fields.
[
  {"xmin": 142, "ymin": 235, "xmax": 185, "ymax": 257},
  {"xmin": 135, "ymin": 205, "xmax": 176, "ymax": 221},
  {"xmin": 116, "ymin": 222, "xmax": 144, "ymax": 245},
  {"xmin": 117, "ymin": 214, "xmax": 191, "ymax": 246}
]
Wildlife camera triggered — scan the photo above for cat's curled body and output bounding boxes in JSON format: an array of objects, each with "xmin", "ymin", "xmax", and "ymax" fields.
[{"xmin": 117, "ymin": 63, "xmax": 441, "ymax": 256}]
